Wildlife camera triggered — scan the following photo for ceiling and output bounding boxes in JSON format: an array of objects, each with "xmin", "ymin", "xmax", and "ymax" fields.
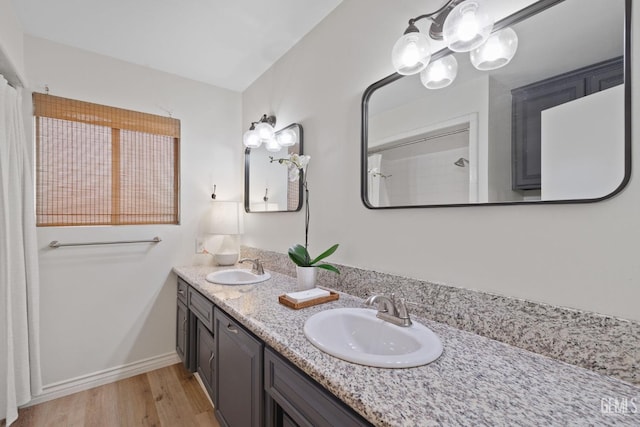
[{"xmin": 10, "ymin": 0, "xmax": 343, "ymax": 92}]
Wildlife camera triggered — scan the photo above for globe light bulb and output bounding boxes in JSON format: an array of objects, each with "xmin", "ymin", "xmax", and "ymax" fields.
[
  {"xmin": 243, "ymin": 129, "xmax": 261, "ymax": 148},
  {"xmin": 255, "ymin": 121, "xmax": 275, "ymax": 141},
  {"xmin": 457, "ymin": 10, "xmax": 480, "ymax": 42},
  {"xmin": 276, "ymin": 128, "xmax": 297, "ymax": 147},
  {"xmin": 264, "ymin": 137, "xmax": 282, "ymax": 153},
  {"xmin": 443, "ymin": 0, "xmax": 493, "ymax": 52},
  {"xmin": 420, "ymin": 55, "xmax": 458, "ymax": 90},
  {"xmin": 392, "ymin": 31, "xmax": 432, "ymax": 75},
  {"xmin": 470, "ymin": 27, "xmax": 519, "ymax": 71}
]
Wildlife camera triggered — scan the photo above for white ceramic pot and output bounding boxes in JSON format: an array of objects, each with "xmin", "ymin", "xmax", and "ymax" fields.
[{"xmin": 296, "ymin": 266, "xmax": 317, "ymax": 290}]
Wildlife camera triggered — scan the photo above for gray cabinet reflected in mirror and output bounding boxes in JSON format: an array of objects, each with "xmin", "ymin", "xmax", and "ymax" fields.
[
  {"xmin": 361, "ymin": 0, "xmax": 631, "ymax": 208},
  {"xmin": 245, "ymin": 123, "xmax": 303, "ymax": 212}
]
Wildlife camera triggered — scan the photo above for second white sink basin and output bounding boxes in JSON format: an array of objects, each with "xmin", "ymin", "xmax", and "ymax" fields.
[
  {"xmin": 205, "ymin": 269, "xmax": 271, "ymax": 285},
  {"xmin": 304, "ymin": 307, "xmax": 443, "ymax": 368}
]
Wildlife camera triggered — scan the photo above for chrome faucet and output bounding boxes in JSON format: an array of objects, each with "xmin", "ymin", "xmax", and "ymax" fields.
[
  {"xmin": 364, "ymin": 293, "xmax": 412, "ymax": 327},
  {"xmin": 238, "ymin": 258, "xmax": 265, "ymax": 275}
]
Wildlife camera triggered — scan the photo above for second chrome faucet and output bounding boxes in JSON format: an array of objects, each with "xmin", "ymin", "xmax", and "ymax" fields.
[
  {"xmin": 364, "ymin": 294, "xmax": 412, "ymax": 327},
  {"xmin": 239, "ymin": 258, "xmax": 265, "ymax": 275}
]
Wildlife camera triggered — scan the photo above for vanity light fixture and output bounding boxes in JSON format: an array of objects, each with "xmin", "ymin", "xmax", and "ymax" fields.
[
  {"xmin": 393, "ymin": 0, "xmax": 516, "ymax": 82},
  {"xmin": 243, "ymin": 114, "xmax": 276, "ymax": 148},
  {"xmin": 243, "ymin": 114, "xmax": 299, "ymax": 152}
]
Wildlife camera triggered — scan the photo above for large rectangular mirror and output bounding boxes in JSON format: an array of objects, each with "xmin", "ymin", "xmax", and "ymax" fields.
[
  {"xmin": 361, "ymin": 0, "xmax": 630, "ymax": 208},
  {"xmin": 245, "ymin": 123, "xmax": 303, "ymax": 212}
]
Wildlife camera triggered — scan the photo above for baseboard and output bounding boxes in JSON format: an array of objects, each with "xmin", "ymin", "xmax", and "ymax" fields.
[{"xmin": 25, "ymin": 352, "xmax": 181, "ymax": 407}]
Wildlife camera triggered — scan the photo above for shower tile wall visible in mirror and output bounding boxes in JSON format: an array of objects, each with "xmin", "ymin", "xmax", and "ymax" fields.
[{"xmin": 241, "ymin": 246, "xmax": 639, "ymax": 385}]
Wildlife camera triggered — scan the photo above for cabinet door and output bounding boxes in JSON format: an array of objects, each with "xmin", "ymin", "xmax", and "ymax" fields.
[
  {"xmin": 196, "ymin": 320, "xmax": 216, "ymax": 400},
  {"xmin": 587, "ymin": 57, "xmax": 624, "ymax": 94},
  {"xmin": 511, "ymin": 56, "xmax": 623, "ymax": 191},
  {"xmin": 176, "ymin": 299, "xmax": 189, "ymax": 368},
  {"xmin": 512, "ymin": 78, "xmax": 586, "ymax": 190},
  {"xmin": 215, "ymin": 309, "xmax": 263, "ymax": 427}
]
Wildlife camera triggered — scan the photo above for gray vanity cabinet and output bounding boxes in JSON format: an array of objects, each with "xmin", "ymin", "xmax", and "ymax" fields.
[
  {"xmin": 511, "ymin": 56, "xmax": 623, "ymax": 190},
  {"xmin": 214, "ymin": 308, "xmax": 263, "ymax": 427},
  {"xmin": 264, "ymin": 348, "xmax": 371, "ymax": 427}
]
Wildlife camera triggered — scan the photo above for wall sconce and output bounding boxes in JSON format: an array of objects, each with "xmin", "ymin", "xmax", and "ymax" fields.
[
  {"xmin": 243, "ymin": 114, "xmax": 276, "ymax": 149},
  {"xmin": 392, "ymin": 0, "xmax": 518, "ymax": 88},
  {"xmin": 208, "ymin": 201, "xmax": 244, "ymax": 265},
  {"xmin": 243, "ymin": 114, "xmax": 299, "ymax": 152}
]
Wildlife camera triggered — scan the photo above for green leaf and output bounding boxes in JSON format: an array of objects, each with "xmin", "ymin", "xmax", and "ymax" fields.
[
  {"xmin": 317, "ymin": 263, "xmax": 340, "ymax": 274},
  {"xmin": 309, "ymin": 244, "xmax": 339, "ymax": 265},
  {"xmin": 288, "ymin": 244, "xmax": 310, "ymax": 267}
]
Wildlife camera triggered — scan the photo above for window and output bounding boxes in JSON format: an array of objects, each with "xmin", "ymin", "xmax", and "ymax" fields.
[{"xmin": 33, "ymin": 93, "xmax": 180, "ymax": 226}]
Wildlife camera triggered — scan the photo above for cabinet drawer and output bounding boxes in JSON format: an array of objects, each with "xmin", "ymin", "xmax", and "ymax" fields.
[
  {"xmin": 264, "ymin": 348, "xmax": 370, "ymax": 427},
  {"xmin": 188, "ymin": 287, "xmax": 214, "ymax": 332},
  {"xmin": 177, "ymin": 277, "xmax": 188, "ymax": 304}
]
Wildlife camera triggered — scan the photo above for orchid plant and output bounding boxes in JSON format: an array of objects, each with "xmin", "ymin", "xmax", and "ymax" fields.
[{"xmin": 270, "ymin": 154, "xmax": 340, "ymax": 274}]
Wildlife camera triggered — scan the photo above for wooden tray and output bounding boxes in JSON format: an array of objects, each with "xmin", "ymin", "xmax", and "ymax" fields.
[{"xmin": 278, "ymin": 291, "xmax": 339, "ymax": 310}]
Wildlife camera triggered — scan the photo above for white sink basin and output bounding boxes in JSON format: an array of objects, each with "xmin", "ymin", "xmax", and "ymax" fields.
[
  {"xmin": 304, "ymin": 307, "xmax": 443, "ymax": 368},
  {"xmin": 205, "ymin": 269, "xmax": 271, "ymax": 285}
]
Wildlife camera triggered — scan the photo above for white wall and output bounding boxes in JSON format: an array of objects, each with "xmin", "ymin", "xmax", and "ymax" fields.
[
  {"xmin": 0, "ymin": 0, "xmax": 25, "ymax": 83},
  {"xmin": 24, "ymin": 36, "xmax": 242, "ymax": 385},
  {"xmin": 242, "ymin": 0, "xmax": 640, "ymax": 322},
  {"xmin": 541, "ymin": 85, "xmax": 625, "ymax": 200},
  {"xmin": 368, "ymin": 75, "xmax": 488, "ymax": 149}
]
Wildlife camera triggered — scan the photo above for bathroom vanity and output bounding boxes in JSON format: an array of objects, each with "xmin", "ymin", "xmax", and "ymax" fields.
[
  {"xmin": 174, "ymin": 265, "xmax": 640, "ymax": 426},
  {"xmin": 176, "ymin": 273, "xmax": 369, "ymax": 427}
]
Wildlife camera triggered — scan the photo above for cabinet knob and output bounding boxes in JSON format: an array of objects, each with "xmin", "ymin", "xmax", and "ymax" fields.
[
  {"xmin": 227, "ymin": 323, "xmax": 238, "ymax": 334},
  {"xmin": 178, "ymin": 289, "xmax": 185, "ymax": 295}
]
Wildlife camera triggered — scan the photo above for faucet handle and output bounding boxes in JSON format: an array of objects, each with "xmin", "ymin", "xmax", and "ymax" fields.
[{"xmin": 395, "ymin": 298, "xmax": 412, "ymax": 325}]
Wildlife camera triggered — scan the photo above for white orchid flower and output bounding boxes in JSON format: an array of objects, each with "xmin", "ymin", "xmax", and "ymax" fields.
[
  {"xmin": 289, "ymin": 153, "xmax": 310, "ymax": 170},
  {"xmin": 288, "ymin": 167, "xmax": 301, "ymax": 182}
]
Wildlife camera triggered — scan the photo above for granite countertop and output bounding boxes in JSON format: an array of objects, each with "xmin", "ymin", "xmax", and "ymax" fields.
[{"xmin": 174, "ymin": 265, "xmax": 640, "ymax": 427}]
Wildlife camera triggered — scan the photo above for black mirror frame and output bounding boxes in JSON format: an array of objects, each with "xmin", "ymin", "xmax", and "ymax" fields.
[
  {"xmin": 245, "ymin": 123, "xmax": 304, "ymax": 213},
  {"xmin": 361, "ymin": 0, "xmax": 632, "ymax": 209}
]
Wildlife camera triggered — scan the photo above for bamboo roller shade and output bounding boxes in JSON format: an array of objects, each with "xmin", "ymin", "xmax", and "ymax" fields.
[
  {"xmin": 33, "ymin": 93, "xmax": 180, "ymax": 137},
  {"xmin": 33, "ymin": 93, "xmax": 180, "ymax": 227}
]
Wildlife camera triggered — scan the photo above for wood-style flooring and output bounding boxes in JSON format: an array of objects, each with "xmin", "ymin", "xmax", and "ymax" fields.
[{"xmin": 3, "ymin": 363, "xmax": 220, "ymax": 427}]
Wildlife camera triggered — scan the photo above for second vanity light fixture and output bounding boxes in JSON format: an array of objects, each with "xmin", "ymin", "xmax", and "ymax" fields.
[
  {"xmin": 243, "ymin": 114, "xmax": 298, "ymax": 152},
  {"xmin": 392, "ymin": 0, "xmax": 518, "ymax": 89}
]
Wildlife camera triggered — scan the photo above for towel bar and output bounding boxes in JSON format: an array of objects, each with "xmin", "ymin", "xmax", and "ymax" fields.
[{"xmin": 48, "ymin": 236, "xmax": 161, "ymax": 248}]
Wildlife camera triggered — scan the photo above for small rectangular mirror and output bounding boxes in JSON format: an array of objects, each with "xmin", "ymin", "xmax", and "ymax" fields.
[{"xmin": 245, "ymin": 123, "xmax": 303, "ymax": 212}]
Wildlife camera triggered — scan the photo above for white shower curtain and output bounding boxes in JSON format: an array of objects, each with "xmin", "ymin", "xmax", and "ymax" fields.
[{"xmin": 0, "ymin": 75, "xmax": 42, "ymax": 425}]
